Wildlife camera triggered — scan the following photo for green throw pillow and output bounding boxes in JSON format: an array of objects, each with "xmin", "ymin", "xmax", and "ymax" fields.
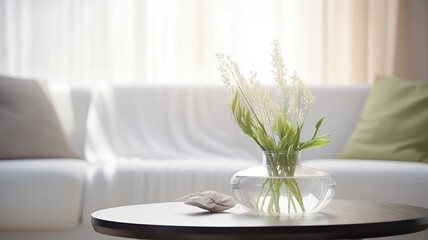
[{"xmin": 339, "ymin": 76, "xmax": 428, "ymax": 163}]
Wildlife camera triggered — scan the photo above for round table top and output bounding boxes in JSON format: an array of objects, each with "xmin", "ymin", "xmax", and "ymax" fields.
[{"xmin": 92, "ymin": 199, "xmax": 428, "ymax": 240}]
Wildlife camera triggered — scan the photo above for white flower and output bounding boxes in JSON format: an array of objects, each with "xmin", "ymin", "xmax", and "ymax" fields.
[
  {"xmin": 217, "ymin": 40, "xmax": 325, "ymax": 152},
  {"xmin": 286, "ymin": 72, "xmax": 314, "ymax": 126},
  {"xmin": 271, "ymin": 40, "xmax": 287, "ymax": 98}
]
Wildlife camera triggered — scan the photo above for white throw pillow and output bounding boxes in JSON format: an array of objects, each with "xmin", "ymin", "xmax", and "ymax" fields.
[{"xmin": 0, "ymin": 75, "xmax": 78, "ymax": 159}]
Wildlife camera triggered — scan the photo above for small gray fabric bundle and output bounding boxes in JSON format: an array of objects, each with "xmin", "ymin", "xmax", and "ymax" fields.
[{"xmin": 175, "ymin": 191, "xmax": 237, "ymax": 213}]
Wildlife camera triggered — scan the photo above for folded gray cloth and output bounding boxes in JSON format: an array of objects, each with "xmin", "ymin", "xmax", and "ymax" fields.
[{"xmin": 175, "ymin": 191, "xmax": 237, "ymax": 213}]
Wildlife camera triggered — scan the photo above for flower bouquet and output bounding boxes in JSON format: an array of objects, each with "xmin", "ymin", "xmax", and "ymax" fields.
[{"xmin": 217, "ymin": 40, "xmax": 331, "ymax": 215}]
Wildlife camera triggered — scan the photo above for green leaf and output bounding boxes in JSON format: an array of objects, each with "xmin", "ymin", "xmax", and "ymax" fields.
[
  {"xmin": 292, "ymin": 127, "xmax": 301, "ymax": 150},
  {"xmin": 244, "ymin": 108, "xmax": 252, "ymax": 126},
  {"xmin": 231, "ymin": 92, "xmax": 239, "ymax": 112},
  {"xmin": 311, "ymin": 117, "xmax": 324, "ymax": 140},
  {"xmin": 250, "ymin": 125, "xmax": 277, "ymax": 151},
  {"xmin": 299, "ymin": 135, "xmax": 330, "ymax": 150},
  {"xmin": 266, "ymin": 137, "xmax": 277, "ymax": 151},
  {"xmin": 277, "ymin": 135, "xmax": 289, "ymax": 150},
  {"xmin": 286, "ymin": 126, "xmax": 297, "ymax": 146},
  {"xmin": 272, "ymin": 117, "xmax": 287, "ymax": 138},
  {"xmin": 252, "ymin": 126, "xmax": 267, "ymax": 148}
]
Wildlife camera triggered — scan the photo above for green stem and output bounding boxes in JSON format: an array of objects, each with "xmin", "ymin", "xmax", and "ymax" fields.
[{"xmin": 257, "ymin": 152, "xmax": 305, "ymax": 215}]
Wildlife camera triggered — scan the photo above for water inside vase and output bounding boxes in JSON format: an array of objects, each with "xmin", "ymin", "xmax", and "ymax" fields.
[{"xmin": 231, "ymin": 165, "xmax": 336, "ymax": 215}]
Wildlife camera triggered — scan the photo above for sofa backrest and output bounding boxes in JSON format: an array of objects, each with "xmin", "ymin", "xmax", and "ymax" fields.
[
  {"xmin": 84, "ymin": 85, "xmax": 260, "ymax": 162},
  {"xmin": 85, "ymin": 84, "xmax": 370, "ymax": 162},
  {"xmin": 48, "ymin": 85, "xmax": 92, "ymax": 158}
]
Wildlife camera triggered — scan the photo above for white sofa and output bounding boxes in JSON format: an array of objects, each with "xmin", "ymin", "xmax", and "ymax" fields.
[{"xmin": 0, "ymin": 84, "xmax": 427, "ymax": 240}]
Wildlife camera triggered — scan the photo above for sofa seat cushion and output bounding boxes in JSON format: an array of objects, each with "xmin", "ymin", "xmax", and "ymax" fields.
[
  {"xmin": 302, "ymin": 159, "xmax": 428, "ymax": 208},
  {"xmin": 0, "ymin": 159, "xmax": 88, "ymax": 230},
  {"xmin": 82, "ymin": 158, "xmax": 257, "ymax": 225}
]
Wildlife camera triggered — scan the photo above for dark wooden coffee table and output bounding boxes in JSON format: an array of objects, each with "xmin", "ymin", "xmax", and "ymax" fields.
[{"xmin": 92, "ymin": 199, "xmax": 428, "ymax": 240}]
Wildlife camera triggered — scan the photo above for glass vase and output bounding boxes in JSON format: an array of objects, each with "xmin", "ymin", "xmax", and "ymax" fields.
[{"xmin": 231, "ymin": 151, "xmax": 335, "ymax": 215}]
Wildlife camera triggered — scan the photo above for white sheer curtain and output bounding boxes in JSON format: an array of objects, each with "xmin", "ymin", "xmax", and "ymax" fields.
[
  {"xmin": 0, "ymin": 0, "xmax": 324, "ymax": 85},
  {"xmin": 324, "ymin": 0, "xmax": 428, "ymax": 83},
  {"xmin": 0, "ymin": 0, "xmax": 426, "ymax": 85}
]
